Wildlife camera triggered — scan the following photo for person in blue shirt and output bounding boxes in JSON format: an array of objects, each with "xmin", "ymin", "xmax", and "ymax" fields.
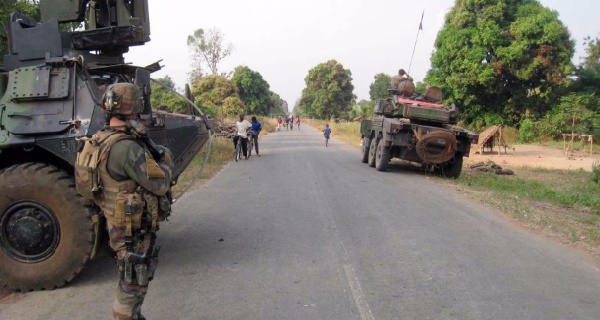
[
  {"xmin": 249, "ymin": 116, "xmax": 262, "ymax": 156},
  {"xmin": 323, "ymin": 124, "xmax": 332, "ymax": 147}
]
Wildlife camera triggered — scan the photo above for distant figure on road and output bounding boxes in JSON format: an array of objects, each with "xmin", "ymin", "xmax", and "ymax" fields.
[
  {"xmin": 296, "ymin": 117, "xmax": 301, "ymax": 131},
  {"xmin": 323, "ymin": 124, "xmax": 332, "ymax": 147},
  {"xmin": 277, "ymin": 116, "xmax": 282, "ymax": 131},
  {"xmin": 285, "ymin": 116, "xmax": 290, "ymax": 130},
  {"xmin": 290, "ymin": 115, "xmax": 294, "ymax": 130}
]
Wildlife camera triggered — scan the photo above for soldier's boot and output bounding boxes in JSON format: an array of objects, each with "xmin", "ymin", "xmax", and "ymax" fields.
[
  {"xmin": 132, "ymin": 304, "xmax": 145, "ymax": 320},
  {"xmin": 112, "ymin": 282, "xmax": 147, "ymax": 320}
]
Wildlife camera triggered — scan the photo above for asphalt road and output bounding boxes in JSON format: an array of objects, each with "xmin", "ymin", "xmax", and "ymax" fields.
[{"xmin": 1, "ymin": 124, "xmax": 600, "ymax": 320}]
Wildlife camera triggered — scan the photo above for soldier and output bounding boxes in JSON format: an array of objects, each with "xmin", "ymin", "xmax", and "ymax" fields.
[{"xmin": 78, "ymin": 83, "xmax": 174, "ymax": 320}]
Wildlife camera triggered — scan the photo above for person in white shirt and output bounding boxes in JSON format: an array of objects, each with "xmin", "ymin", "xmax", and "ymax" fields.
[{"xmin": 233, "ymin": 114, "xmax": 252, "ymax": 160}]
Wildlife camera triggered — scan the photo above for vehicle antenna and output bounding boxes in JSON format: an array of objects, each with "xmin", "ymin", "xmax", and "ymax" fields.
[{"xmin": 408, "ymin": 10, "xmax": 425, "ymax": 75}]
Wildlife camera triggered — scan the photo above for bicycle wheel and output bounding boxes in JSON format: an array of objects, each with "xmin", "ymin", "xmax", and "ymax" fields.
[
  {"xmin": 248, "ymin": 136, "xmax": 253, "ymax": 157},
  {"xmin": 235, "ymin": 139, "xmax": 242, "ymax": 162}
]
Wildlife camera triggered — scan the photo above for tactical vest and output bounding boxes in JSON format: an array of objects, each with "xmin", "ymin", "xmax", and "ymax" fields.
[{"xmin": 76, "ymin": 129, "xmax": 159, "ymax": 234}]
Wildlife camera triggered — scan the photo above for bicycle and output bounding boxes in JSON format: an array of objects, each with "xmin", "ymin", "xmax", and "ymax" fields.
[
  {"xmin": 234, "ymin": 136, "xmax": 243, "ymax": 162},
  {"xmin": 247, "ymin": 132, "xmax": 254, "ymax": 157}
]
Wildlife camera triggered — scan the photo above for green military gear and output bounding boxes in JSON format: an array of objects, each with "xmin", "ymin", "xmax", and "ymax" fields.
[
  {"xmin": 76, "ymin": 126, "xmax": 174, "ymax": 320},
  {"xmin": 103, "ymin": 83, "xmax": 144, "ymax": 116},
  {"xmin": 75, "ymin": 130, "xmax": 134, "ymax": 201}
]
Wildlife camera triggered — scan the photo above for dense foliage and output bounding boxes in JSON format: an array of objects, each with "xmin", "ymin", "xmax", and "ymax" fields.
[
  {"xmin": 270, "ymin": 92, "xmax": 287, "ymax": 116},
  {"xmin": 150, "ymin": 76, "xmax": 189, "ymax": 113},
  {"xmin": 426, "ymin": 0, "xmax": 574, "ymax": 127},
  {"xmin": 191, "ymin": 75, "xmax": 243, "ymax": 119},
  {"xmin": 369, "ymin": 73, "xmax": 392, "ymax": 101},
  {"xmin": 231, "ymin": 66, "xmax": 272, "ymax": 115},
  {"xmin": 523, "ymin": 37, "xmax": 600, "ymax": 141},
  {"xmin": 348, "ymin": 100, "xmax": 374, "ymax": 120},
  {"xmin": 299, "ymin": 60, "xmax": 355, "ymax": 120},
  {"xmin": 0, "ymin": 0, "xmax": 40, "ymax": 63}
]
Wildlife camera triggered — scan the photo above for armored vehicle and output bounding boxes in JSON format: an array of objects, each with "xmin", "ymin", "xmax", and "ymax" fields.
[
  {"xmin": 360, "ymin": 82, "xmax": 478, "ymax": 177},
  {"xmin": 0, "ymin": 0, "xmax": 210, "ymax": 291}
]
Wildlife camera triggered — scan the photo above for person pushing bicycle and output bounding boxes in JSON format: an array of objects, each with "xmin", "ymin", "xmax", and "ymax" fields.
[{"xmin": 233, "ymin": 114, "xmax": 252, "ymax": 160}]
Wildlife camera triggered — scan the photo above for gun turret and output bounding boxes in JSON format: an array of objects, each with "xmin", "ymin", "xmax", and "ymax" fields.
[{"xmin": 3, "ymin": 0, "xmax": 150, "ymax": 71}]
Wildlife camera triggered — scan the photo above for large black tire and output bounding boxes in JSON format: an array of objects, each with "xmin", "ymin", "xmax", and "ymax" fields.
[
  {"xmin": 375, "ymin": 140, "xmax": 391, "ymax": 172},
  {"xmin": 0, "ymin": 163, "xmax": 95, "ymax": 291},
  {"xmin": 442, "ymin": 155, "xmax": 464, "ymax": 178},
  {"xmin": 361, "ymin": 136, "xmax": 371, "ymax": 163},
  {"xmin": 368, "ymin": 136, "xmax": 379, "ymax": 167}
]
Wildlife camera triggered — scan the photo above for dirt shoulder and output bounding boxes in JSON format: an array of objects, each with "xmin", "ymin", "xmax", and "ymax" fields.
[{"xmin": 467, "ymin": 144, "xmax": 599, "ymax": 172}]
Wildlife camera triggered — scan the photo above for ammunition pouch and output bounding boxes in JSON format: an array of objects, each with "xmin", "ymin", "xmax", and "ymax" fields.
[
  {"xmin": 158, "ymin": 193, "xmax": 172, "ymax": 221},
  {"xmin": 107, "ymin": 191, "xmax": 143, "ymax": 230}
]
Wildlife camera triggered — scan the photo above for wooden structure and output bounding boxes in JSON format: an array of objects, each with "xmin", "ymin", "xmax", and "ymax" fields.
[
  {"xmin": 562, "ymin": 134, "xmax": 593, "ymax": 156},
  {"xmin": 473, "ymin": 125, "xmax": 514, "ymax": 155}
]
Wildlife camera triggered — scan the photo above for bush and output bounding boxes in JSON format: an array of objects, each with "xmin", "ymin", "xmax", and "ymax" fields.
[
  {"xmin": 502, "ymin": 127, "xmax": 519, "ymax": 144},
  {"xmin": 592, "ymin": 160, "xmax": 600, "ymax": 184},
  {"xmin": 518, "ymin": 118, "xmax": 536, "ymax": 143}
]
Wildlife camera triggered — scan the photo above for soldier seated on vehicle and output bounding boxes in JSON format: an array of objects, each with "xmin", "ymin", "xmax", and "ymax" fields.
[{"xmin": 390, "ymin": 68, "xmax": 415, "ymax": 97}]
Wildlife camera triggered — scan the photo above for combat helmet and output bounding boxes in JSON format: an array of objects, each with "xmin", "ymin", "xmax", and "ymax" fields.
[{"xmin": 102, "ymin": 83, "xmax": 143, "ymax": 116}]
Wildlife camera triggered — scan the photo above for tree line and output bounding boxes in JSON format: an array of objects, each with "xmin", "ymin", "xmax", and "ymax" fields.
[{"xmin": 1, "ymin": 0, "xmax": 599, "ymax": 140}]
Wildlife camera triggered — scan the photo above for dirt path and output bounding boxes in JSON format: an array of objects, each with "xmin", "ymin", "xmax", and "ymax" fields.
[{"xmin": 467, "ymin": 144, "xmax": 599, "ymax": 171}]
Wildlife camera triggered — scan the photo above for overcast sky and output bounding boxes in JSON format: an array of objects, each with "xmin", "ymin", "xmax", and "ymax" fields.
[{"xmin": 126, "ymin": 0, "xmax": 600, "ymax": 112}]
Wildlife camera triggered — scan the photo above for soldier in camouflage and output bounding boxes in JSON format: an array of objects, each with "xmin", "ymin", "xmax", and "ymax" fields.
[{"xmin": 95, "ymin": 83, "xmax": 174, "ymax": 320}]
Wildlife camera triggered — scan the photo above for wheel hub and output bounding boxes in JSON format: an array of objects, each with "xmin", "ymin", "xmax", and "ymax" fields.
[{"xmin": 1, "ymin": 201, "xmax": 60, "ymax": 263}]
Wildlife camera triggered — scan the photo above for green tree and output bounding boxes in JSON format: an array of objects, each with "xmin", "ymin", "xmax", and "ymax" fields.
[
  {"xmin": 150, "ymin": 76, "xmax": 189, "ymax": 113},
  {"xmin": 300, "ymin": 59, "xmax": 355, "ymax": 120},
  {"xmin": 270, "ymin": 92, "xmax": 287, "ymax": 116},
  {"xmin": 369, "ymin": 73, "xmax": 391, "ymax": 100},
  {"xmin": 191, "ymin": 75, "xmax": 241, "ymax": 119},
  {"xmin": 538, "ymin": 36, "xmax": 600, "ymax": 140},
  {"xmin": 572, "ymin": 37, "xmax": 600, "ymax": 102},
  {"xmin": 187, "ymin": 27, "xmax": 233, "ymax": 80},
  {"xmin": 1, "ymin": 0, "xmax": 41, "ymax": 63},
  {"xmin": 426, "ymin": 0, "xmax": 574, "ymax": 126},
  {"xmin": 348, "ymin": 100, "xmax": 374, "ymax": 120},
  {"xmin": 231, "ymin": 65, "xmax": 272, "ymax": 115}
]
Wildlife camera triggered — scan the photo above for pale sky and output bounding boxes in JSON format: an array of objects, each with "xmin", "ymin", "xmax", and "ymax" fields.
[{"xmin": 126, "ymin": 0, "xmax": 600, "ymax": 112}]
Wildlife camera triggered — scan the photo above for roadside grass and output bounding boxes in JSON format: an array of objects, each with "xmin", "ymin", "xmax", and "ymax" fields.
[
  {"xmin": 303, "ymin": 119, "xmax": 600, "ymax": 253},
  {"xmin": 173, "ymin": 115, "xmax": 276, "ymax": 195},
  {"xmin": 172, "ymin": 136, "xmax": 231, "ymax": 196},
  {"xmin": 457, "ymin": 168, "xmax": 600, "ymax": 212}
]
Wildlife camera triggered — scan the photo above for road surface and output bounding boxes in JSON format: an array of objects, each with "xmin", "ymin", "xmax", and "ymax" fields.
[{"xmin": 1, "ymin": 124, "xmax": 600, "ymax": 319}]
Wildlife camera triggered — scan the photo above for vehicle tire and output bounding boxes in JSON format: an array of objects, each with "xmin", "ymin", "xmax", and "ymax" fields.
[
  {"xmin": 375, "ymin": 140, "xmax": 391, "ymax": 172},
  {"xmin": 442, "ymin": 154, "xmax": 463, "ymax": 178},
  {"xmin": 0, "ymin": 163, "xmax": 95, "ymax": 291},
  {"xmin": 361, "ymin": 136, "xmax": 371, "ymax": 163},
  {"xmin": 368, "ymin": 135, "xmax": 379, "ymax": 167}
]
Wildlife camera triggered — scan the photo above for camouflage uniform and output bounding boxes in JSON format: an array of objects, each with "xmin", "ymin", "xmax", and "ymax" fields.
[{"xmin": 88, "ymin": 83, "xmax": 173, "ymax": 320}]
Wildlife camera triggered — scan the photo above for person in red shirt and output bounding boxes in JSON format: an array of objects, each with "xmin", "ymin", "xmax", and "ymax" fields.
[
  {"xmin": 277, "ymin": 116, "xmax": 283, "ymax": 131},
  {"xmin": 296, "ymin": 117, "xmax": 301, "ymax": 131}
]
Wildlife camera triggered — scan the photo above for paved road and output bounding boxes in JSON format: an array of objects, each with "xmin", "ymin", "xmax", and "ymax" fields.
[{"xmin": 2, "ymin": 124, "xmax": 600, "ymax": 320}]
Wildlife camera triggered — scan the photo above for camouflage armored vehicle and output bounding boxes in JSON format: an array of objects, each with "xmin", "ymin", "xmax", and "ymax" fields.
[
  {"xmin": 360, "ymin": 76, "xmax": 478, "ymax": 177},
  {"xmin": 0, "ymin": 0, "xmax": 210, "ymax": 291}
]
